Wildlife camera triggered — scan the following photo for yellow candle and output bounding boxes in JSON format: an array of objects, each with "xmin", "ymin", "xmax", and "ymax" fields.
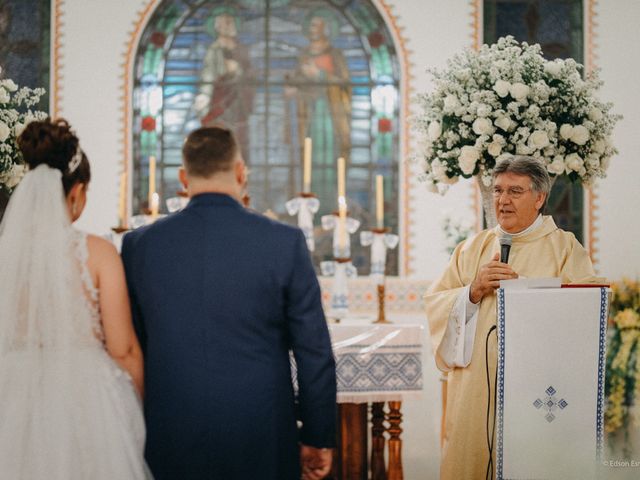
[
  {"xmin": 303, "ymin": 137, "xmax": 312, "ymax": 193},
  {"xmin": 337, "ymin": 157, "xmax": 345, "ymax": 198},
  {"xmin": 118, "ymin": 172, "xmax": 127, "ymax": 228},
  {"xmin": 150, "ymin": 192, "xmax": 159, "ymax": 220},
  {"xmin": 148, "ymin": 156, "xmax": 156, "ymax": 207},
  {"xmin": 376, "ymin": 175, "xmax": 384, "ymax": 228}
]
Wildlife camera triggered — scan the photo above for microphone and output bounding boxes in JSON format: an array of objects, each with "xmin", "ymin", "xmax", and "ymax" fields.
[{"xmin": 499, "ymin": 234, "xmax": 512, "ymax": 264}]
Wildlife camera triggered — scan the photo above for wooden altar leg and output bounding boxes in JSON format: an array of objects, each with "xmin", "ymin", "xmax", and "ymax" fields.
[
  {"xmin": 371, "ymin": 402, "xmax": 387, "ymax": 480},
  {"xmin": 337, "ymin": 403, "xmax": 368, "ymax": 480},
  {"xmin": 387, "ymin": 401, "xmax": 403, "ymax": 480}
]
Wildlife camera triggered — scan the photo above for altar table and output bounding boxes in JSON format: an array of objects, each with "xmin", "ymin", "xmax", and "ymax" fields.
[{"xmin": 329, "ymin": 322, "xmax": 423, "ymax": 480}]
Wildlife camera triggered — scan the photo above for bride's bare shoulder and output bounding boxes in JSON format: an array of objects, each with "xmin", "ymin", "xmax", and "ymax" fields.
[{"xmin": 85, "ymin": 234, "xmax": 120, "ymax": 265}]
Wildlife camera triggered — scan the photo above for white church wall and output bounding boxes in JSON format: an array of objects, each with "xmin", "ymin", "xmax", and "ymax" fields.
[
  {"xmin": 592, "ymin": 0, "xmax": 640, "ymax": 280},
  {"xmin": 55, "ymin": 0, "xmax": 147, "ymax": 235}
]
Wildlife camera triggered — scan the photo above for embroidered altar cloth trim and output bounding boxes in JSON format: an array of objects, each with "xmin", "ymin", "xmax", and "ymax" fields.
[{"xmin": 329, "ymin": 323, "xmax": 424, "ymax": 404}]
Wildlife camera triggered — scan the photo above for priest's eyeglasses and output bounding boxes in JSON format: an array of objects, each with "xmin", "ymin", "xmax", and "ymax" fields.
[{"xmin": 492, "ymin": 187, "xmax": 531, "ymax": 199}]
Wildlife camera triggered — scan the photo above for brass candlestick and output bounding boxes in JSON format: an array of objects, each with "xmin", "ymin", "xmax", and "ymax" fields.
[{"xmin": 374, "ymin": 283, "xmax": 389, "ymax": 324}]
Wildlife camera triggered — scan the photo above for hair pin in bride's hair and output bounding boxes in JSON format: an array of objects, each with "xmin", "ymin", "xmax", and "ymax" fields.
[{"xmin": 68, "ymin": 147, "xmax": 83, "ymax": 174}]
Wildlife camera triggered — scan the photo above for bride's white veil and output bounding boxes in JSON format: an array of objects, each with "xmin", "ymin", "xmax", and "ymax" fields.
[{"xmin": 0, "ymin": 164, "xmax": 96, "ymax": 352}]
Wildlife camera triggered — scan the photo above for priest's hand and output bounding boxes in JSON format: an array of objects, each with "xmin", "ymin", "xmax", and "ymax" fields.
[
  {"xmin": 300, "ymin": 445, "xmax": 332, "ymax": 480},
  {"xmin": 469, "ymin": 252, "xmax": 518, "ymax": 303}
]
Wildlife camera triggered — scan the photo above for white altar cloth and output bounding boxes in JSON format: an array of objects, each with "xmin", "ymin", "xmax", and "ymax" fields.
[{"xmin": 329, "ymin": 322, "xmax": 424, "ymax": 403}]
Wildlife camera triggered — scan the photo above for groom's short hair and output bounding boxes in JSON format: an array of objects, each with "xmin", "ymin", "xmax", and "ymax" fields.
[{"xmin": 182, "ymin": 126, "xmax": 239, "ymax": 178}]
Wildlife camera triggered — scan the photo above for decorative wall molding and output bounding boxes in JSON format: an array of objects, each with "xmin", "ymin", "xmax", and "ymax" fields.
[
  {"xmin": 374, "ymin": 0, "xmax": 414, "ymax": 276},
  {"xmin": 51, "ymin": 0, "xmax": 65, "ymax": 117},
  {"xmin": 119, "ymin": 0, "xmax": 158, "ymax": 224}
]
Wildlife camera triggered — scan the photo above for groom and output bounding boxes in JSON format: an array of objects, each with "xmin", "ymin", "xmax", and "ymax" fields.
[{"xmin": 121, "ymin": 127, "xmax": 336, "ymax": 480}]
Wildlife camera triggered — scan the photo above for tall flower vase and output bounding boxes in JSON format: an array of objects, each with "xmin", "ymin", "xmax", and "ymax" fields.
[{"xmin": 477, "ymin": 177, "xmax": 497, "ymax": 229}]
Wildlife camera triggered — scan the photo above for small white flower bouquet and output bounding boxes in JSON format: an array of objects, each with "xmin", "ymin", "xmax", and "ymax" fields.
[
  {"xmin": 415, "ymin": 36, "xmax": 621, "ymax": 192},
  {"xmin": 0, "ymin": 68, "xmax": 48, "ymax": 192}
]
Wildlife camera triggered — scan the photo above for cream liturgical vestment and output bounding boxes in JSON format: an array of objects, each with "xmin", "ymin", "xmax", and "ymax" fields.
[{"xmin": 424, "ymin": 216, "xmax": 596, "ymax": 480}]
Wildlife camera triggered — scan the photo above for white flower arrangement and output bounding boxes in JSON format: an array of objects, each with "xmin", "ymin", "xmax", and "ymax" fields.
[
  {"xmin": 415, "ymin": 36, "xmax": 621, "ymax": 192},
  {"xmin": 0, "ymin": 67, "xmax": 47, "ymax": 192}
]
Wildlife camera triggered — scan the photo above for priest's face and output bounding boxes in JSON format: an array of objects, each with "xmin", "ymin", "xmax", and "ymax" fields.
[{"xmin": 493, "ymin": 172, "xmax": 546, "ymax": 234}]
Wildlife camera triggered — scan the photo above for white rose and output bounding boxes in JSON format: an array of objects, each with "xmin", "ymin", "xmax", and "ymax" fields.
[
  {"xmin": 544, "ymin": 61, "xmax": 563, "ymax": 77},
  {"xmin": 565, "ymin": 153, "xmax": 584, "ymax": 172},
  {"xmin": 593, "ymin": 139, "xmax": 606, "ymax": 154},
  {"xmin": 570, "ymin": 125, "xmax": 590, "ymax": 145},
  {"xmin": 487, "ymin": 141, "xmax": 503, "ymax": 157},
  {"xmin": 493, "ymin": 80, "xmax": 511, "ymax": 98},
  {"xmin": 0, "ymin": 88, "xmax": 10, "ymax": 104},
  {"xmin": 509, "ymin": 82, "xmax": 530, "ymax": 101},
  {"xmin": 559, "ymin": 124, "xmax": 574, "ymax": 140},
  {"xmin": 588, "ymin": 108, "xmax": 603, "ymax": 122},
  {"xmin": 476, "ymin": 104, "xmax": 491, "ymax": 117},
  {"xmin": 547, "ymin": 155, "xmax": 565, "ymax": 175},
  {"xmin": 472, "ymin": 117, "xmax": 494, "ymax": 136},
  {"xmin": 427, "ymin": 121, "xmax": 442, "ymax": 141},
  {"xmin": 0, "ymin": 121, "xmax": 11, "ymax": 142},
  {"xmin": 586, "ymin": 154, "xmax": 600, "ymax": 169},
  {"xmin": 458, "ymin": 146, "xmax": 480, "ymax": 175},
  {"xmin": 515, "ymin": 143, "xmax": 534, "ymax": 155},
  {"xmin": 494, "ymin": 116, "xmax": 512, "ymax": 131},
  {"xmin": 443, "ymin": 94, "xmax": 461, "ymax": 113},
  {"xmin": 528, "ymin": 130, "xmax": 550, "ymax": 150},
  {"xmin": 1, "ymin": 79, "xmax": 18, "ymax": 92}
]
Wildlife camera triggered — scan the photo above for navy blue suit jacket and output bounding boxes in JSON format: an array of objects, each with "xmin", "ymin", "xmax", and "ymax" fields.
[{"xmin": 121, "ymin": 193, "xmax": 336, "ymax": 480}]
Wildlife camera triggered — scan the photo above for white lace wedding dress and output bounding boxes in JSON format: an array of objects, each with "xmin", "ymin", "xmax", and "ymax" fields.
[{"xmin": 0, "ymin": 165, "xmax": 150, "ymax": 479}]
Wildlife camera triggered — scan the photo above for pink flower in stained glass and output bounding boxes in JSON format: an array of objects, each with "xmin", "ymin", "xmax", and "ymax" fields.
[
  {"xmin": 141, "ymin": 116, "xmax": 157, "ymax": 132},
  {"xmin": 378, "ymin": 118, "xmax": 392, "ymax": 133},
  {"xmin": 150, "ymin": 31, "xmax": 166, "ymax": 48},
  {"xmin": 368, "ymin": 31, "xmax": 385, "ymax": 48}
]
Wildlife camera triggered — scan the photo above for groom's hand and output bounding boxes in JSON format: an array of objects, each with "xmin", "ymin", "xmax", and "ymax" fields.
[{"xmin": 300, "ymin": 444, "xmax": 332, "ymax": 480}]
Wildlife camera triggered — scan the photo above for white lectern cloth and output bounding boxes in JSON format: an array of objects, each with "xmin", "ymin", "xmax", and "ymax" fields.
[{"xmin": 496, "ymin": 287, "xmax": 608, "ymax": 480}]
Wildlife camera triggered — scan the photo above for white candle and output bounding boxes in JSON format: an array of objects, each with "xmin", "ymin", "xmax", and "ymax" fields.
[
  {"xmin": 148, "ymin": 156, "xmax": 156, "ymax": 207},
  {"xmin": 150, "ymin": 192, "xmax": 159, "ymax": 220},
  {"xmin": 337, "ymin": 157, "xmax": 347, "ymax": 251},
  {"xmin": 303, "ymin": 137, "xmax": 312, "ymax": 193},
  {"xmin": 376, "ymin": 175, "xmax": 384, "ymax": 228},
  {"xmin": 337, "ymin": 157, "xmax": 345, "ymax": 198}
]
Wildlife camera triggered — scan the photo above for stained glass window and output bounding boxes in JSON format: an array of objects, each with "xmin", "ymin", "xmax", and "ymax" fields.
[
  {"xmin": 0, "ymin": 0, "xmax": 50, "ymax": 111},
  {"xmin": 133, "ymin": 0, "xmax": 401, "ymax": 274},
  {"xmin": 484, "ymin": 0, "xmax": 584, "ymax": 241}
]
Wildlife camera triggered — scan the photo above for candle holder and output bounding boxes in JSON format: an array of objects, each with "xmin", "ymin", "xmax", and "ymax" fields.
[
  {"xmin": 321, "ymin": 212, "xmax": 360, "ymax": 259},
  {"xmin": 286, "ymin": 193, "xmax": 320, "ymax": 252},
  {"xmin": 320, "ymin": 256, "xmax": 357, "ymax": 322},
  {"xmin": 360, "ymin": 227, "xmax": 399, "ymax": 324}
]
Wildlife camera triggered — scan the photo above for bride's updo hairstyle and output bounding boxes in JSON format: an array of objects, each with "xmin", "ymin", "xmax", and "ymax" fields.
[{"xmin": 17, "ymin": 118, "xmax": 91, "ymax": 195}]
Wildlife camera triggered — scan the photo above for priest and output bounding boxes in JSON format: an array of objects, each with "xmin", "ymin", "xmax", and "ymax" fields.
[{"xmin": 424, "ymin": 155, "xmax": 597, "ymax": 479}]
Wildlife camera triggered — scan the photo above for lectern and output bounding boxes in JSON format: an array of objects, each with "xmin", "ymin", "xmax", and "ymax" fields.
[{"xmin": 496, "ymin": 284, "xmax": 609, "ymax": 480}]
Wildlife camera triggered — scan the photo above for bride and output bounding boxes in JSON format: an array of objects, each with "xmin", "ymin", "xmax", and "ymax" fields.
[{"xmin": 0, "ymin": 119, "xmax": 150, "ymax": 478}]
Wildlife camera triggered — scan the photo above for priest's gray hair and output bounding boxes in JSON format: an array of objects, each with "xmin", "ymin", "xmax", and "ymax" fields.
[{"xmin": 493, "ymin": 155, "xmax": 551, "ymax": 211}]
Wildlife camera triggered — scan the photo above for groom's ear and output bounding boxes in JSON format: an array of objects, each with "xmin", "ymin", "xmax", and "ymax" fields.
[{"xmin": 179, "ymin": 167, "xmax": 188, "ymax": 190}]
